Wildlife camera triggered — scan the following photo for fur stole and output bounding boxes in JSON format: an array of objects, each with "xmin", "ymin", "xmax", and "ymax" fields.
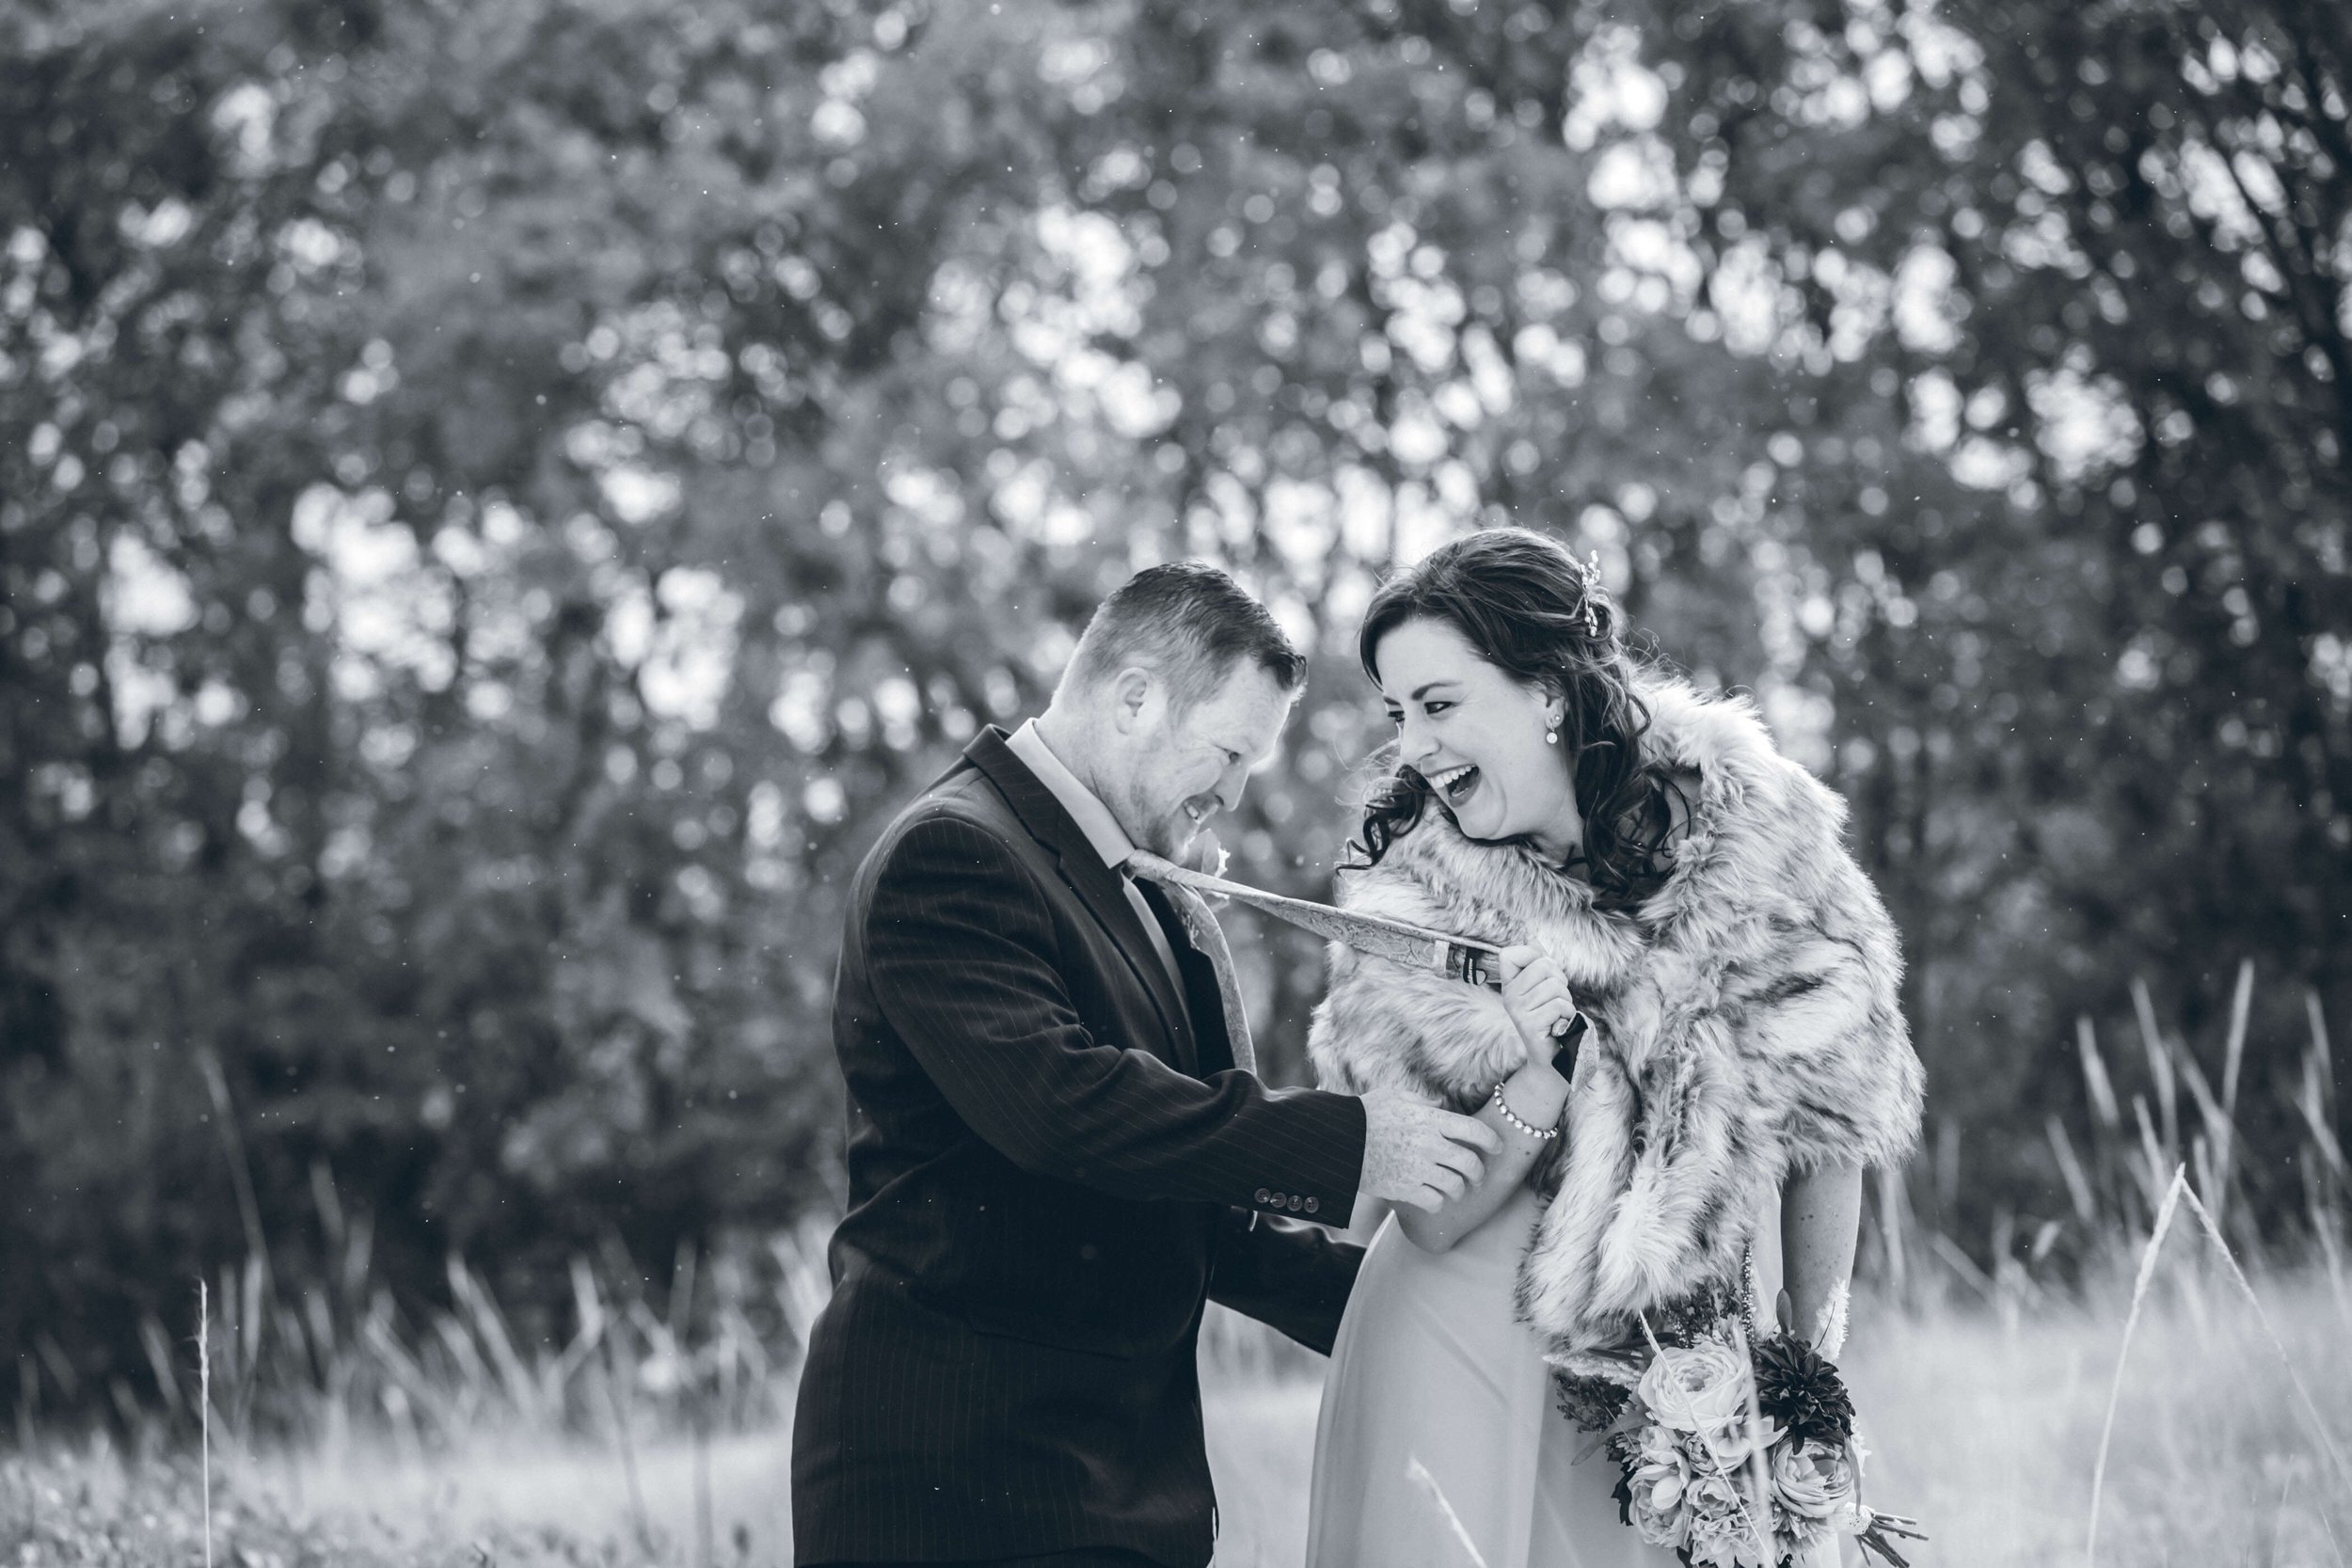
[{"xmin": 1307, "ymin": 676, "xmax": 1924, "ymax": 1368}]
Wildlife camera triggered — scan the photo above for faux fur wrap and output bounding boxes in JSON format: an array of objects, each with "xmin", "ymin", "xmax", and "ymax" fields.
[{"xmin": 1307, "ymin": 677, "xmax": 1924, "ymax": 1366}]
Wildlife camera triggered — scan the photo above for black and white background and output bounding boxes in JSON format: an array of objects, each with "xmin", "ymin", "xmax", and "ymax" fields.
[{"xmin": 4, "ymin": 0, "xmax": 2348, "ymax": 1560}]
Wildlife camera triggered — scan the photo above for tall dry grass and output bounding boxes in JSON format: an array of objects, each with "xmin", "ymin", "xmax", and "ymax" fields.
[{"xmin": 5, "ymin": 969, "xmax": 2347, "ymax": 1566}]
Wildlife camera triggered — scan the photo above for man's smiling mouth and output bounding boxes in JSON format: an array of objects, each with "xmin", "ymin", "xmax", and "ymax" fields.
[{"xmin": 1424, "ymin": 763, "xmax": 1481, "ymax": 803}]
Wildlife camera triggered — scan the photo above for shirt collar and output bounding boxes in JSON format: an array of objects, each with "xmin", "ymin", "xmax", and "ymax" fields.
[{"xmin": 1006, "ymin": 719, "xmax": 1137, "ymax": 872}]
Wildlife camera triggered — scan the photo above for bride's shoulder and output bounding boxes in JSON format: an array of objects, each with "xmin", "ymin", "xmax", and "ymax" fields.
[
  {"xmin": 1638, "ymin": 676, "xmax": 1778, "ymax": 776},
  {"xmin": 1639, "ymin": 676, "xmax": 1845, "ymax": 833}
]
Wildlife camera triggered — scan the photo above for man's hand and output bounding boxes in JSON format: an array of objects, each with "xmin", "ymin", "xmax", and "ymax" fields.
[
  {"xmin": 1359, "ymin": 1090, "xmax": 1504, "ymax": 1212},
  {"xmin": 1496, "ymin": 943, "xmax": 1577, "ymax": 1070}
]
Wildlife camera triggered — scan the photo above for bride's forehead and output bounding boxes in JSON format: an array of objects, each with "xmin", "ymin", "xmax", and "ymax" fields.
[{"xmin": 1374, "ymin": 619, "xmax": 1492, "ymax": 690}]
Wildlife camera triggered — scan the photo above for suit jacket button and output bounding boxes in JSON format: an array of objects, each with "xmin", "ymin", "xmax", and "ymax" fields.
[
  {"xmin": 1254, "ymin": 1188, "xmax": 1271, "ymax": 1205},
  {"xmin": 1287, "ymin": 1195, "xmax": 1303, "ymax": 1212},
  {"xmin": 1304, "ymin": 1196, "xmax": 1319, "ymax": 1214}
]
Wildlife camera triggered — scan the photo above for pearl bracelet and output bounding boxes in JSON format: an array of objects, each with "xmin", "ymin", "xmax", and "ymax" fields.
[{"xmin": 1489, "ymin": 1081, "xmax": 1561, "ymax": 1141}]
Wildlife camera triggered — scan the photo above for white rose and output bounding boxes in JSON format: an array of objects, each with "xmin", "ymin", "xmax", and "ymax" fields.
[
  {"xmin": 1771, "ymin": 1437, "xmax": 1860, "ymax": 1526},
  {"xmin": 1636, "ymin": 1341, "xmax": 1756, "ymax": 1453}
]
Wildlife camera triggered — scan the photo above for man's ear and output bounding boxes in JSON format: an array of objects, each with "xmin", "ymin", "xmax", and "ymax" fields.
[{"xmin": 1106, "ymin": 666, "xmax": 1162, "ymax": 736}]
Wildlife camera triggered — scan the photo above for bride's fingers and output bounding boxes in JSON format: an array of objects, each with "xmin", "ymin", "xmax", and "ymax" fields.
[
  {"xmin": 1518, "ymin": 987, "xmax": 1568, "ymax": 1020},
  {"xmin": 1508, "ymin": 990, "xmax": 1570, "ymax": 1036},
  {"xmin": 1509, "ymin": 972, "xmax": 1568, "ymax": 1008},
  {"xmin": 1505, "ymin": 982, "xmax": 1562, "ymax": 1020}
]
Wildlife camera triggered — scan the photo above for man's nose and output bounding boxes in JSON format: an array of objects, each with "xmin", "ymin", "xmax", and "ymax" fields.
[{"xmin": 1216, "ymin": 766, "xmax": 1248, "ymax": 813}]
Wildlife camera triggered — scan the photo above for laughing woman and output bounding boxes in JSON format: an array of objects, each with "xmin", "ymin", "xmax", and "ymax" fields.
[{"xmin": 1302, "ymin": 529, "xmax": 1925, "ymax": 1568}]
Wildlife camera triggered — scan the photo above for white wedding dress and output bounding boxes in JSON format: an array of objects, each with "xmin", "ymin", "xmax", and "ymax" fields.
[{"xmin": 1307, "ymin": 1182, "xmax": 1789, "ymax": 1568}]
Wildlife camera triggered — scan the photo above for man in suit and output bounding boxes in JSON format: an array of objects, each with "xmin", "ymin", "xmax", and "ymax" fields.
[{"xmin": 793, "ymin": 562, "xmax": 1502, "ymax": 1568}]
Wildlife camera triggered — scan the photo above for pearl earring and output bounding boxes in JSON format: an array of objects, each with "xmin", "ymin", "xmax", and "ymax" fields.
[{"xmin": 1545, "ymin": 726, "xmax": 1560, "ymax": 746}]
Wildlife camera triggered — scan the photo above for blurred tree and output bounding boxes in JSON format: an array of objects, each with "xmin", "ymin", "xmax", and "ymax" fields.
[
  {"xmin": 4, "ymin": 0, "xmax": 2345, "ymax": 1412},
  {"xmin": 1583, "ymin": 0, "xmax": 2352, "ymax": 1235}
]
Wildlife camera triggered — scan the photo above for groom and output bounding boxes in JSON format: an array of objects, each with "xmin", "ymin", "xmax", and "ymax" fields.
[{"xmin": 793, "ymin": 563, "xmax": 1502, "ymax": 1568}]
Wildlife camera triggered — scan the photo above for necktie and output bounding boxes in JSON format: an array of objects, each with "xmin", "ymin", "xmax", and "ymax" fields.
[{"xmin": 1126, "ymin": 860, "xmax": 1255, "ymax": 1076}]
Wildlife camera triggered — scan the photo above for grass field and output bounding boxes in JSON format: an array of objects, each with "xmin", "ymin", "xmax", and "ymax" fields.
[
  {"xmin": 7, "ymin": 1262, "xmax": 2349, "ymax": 1568},
  {"xmin": 8, "ymin": 976, "xmax": 2346, "ymax": 1564}
]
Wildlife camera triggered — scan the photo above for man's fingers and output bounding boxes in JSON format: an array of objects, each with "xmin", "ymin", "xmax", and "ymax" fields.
[
  {"xmin": 1363, "ymin": 1094, "xmax": 1520, "ymax": 1211},
  {"xmin": 1402, "ymin": 1171, "xmax": 1456, "ymax": 1211},
  {"xmin": 1442, "ymin": 1113, "xmax": 1504, "ymax": 1156},
  {"xmin": 1421, "ymin": 1142, "xmax": 1477, "ymax": 1175},
  {"xmin": 1436, "ymin": 1146, "xmax": 1487, "ymax": 1189}
]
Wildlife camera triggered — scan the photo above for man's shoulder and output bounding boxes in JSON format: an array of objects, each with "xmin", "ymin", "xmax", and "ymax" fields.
[
  {"xmin": 863, "ymin": 764, "xmax": 1044, "ymax": 880},
  {"xmin": 884, "ymin": 763, "xmax": 1014, "ymax": 838}
]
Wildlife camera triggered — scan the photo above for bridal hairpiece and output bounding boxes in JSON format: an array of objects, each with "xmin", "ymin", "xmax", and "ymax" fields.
[{"xmin": 1576, "ymin": 551, "xmax": 1606, "ymax": 638}]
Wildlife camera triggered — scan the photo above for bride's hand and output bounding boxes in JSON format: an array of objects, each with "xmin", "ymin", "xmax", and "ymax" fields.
[{"xmin": 1495, "ymin": 944, "xmax": 1576, "ymax": 1070}]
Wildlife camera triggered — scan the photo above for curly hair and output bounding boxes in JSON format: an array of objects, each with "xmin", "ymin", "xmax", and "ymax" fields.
[{"xmin": 1346, "ymin": 528, "xmax": 1684, "ymax": 905}]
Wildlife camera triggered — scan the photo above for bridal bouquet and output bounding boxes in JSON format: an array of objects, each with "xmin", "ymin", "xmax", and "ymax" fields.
[{"xmin": 1553, "ymin": 1293, "xmax": 1922, "ymax": 1568}]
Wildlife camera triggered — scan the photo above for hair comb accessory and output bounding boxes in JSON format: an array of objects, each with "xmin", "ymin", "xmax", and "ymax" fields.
[{"xmin": 1577, "ymin": 551, "xmax": 1605, "ymax": 637}]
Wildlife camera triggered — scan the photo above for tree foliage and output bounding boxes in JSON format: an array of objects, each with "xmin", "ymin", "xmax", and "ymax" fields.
[{"xmin": 4, "ymin": 0, "xmax": 2345, "ymax": 1409}]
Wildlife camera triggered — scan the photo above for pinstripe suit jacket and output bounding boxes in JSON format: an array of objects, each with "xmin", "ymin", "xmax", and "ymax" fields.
[{"xmin": 791, "ymin": 728, "xmax": 1367, "ymax": 1567}]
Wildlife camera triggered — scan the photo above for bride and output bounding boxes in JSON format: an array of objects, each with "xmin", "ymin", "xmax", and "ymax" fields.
[{"xmin": 1303, "ymin": 529, "xmax": 1925, "ymax": 1568}]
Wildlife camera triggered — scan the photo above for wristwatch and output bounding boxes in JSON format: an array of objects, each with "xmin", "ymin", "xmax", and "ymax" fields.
[{"xmin": 1549, "ymin": 1009, "xmax": 1589, "ymax": 1081}]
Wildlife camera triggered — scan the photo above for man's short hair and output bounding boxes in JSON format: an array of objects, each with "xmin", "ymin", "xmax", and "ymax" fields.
[{"xmin": 1059, "ymin": 562, "xmax": 1306, "ymax": 711}]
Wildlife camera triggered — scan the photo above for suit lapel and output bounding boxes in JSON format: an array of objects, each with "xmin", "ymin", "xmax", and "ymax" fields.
[{"xmin": 964, "ymin": 729, "xmax": 1199, "ymax": 1071}]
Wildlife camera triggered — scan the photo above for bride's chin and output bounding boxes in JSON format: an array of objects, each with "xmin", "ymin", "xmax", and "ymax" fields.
[
  {"xmin": 1440, "ymin": 775, "xmax": 1502, "ymax": 825},
  {"xmin": 1444, "ymin": 804, "xmax": 1502, "ymax": 841}
]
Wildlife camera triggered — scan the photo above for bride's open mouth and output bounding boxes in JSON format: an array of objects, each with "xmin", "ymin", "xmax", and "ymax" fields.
[{"xmin": 1424, "ymin": 763, "xmax": 1480, "ymax": 804}]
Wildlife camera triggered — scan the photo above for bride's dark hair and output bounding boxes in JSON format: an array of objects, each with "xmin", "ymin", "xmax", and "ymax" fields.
[{"xmin": 1347, "ymin": 527, "xmax": 1683, "ymax": 904}]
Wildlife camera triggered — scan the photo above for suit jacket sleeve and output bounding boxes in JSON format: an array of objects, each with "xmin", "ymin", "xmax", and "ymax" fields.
[
  {"xmin": 1206, "ymin": 1210, "xmax": 1362, "ymax": 1354},
  {"xmin": 866, "ymin": 812, "xmax": 1366, "ymax": 1213}
]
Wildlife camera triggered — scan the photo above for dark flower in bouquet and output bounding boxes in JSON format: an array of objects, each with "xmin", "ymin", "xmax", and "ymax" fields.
[{"xmin": 1752, "ymin": 1331, "xmax": 1856, "ymax": 1449}]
